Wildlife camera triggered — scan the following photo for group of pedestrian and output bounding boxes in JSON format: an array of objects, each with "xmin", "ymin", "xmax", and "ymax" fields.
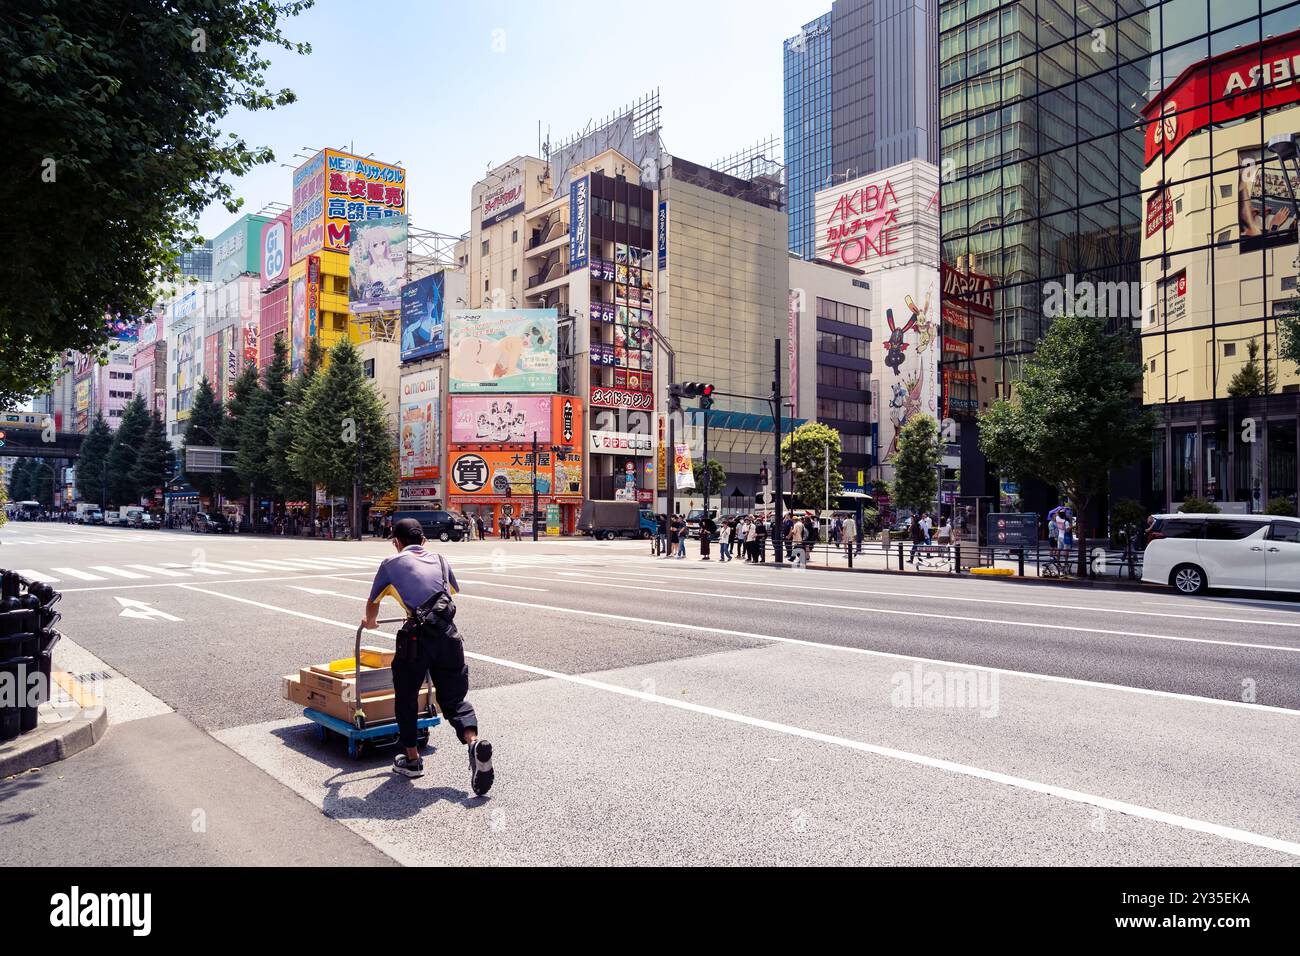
[
  {"xmin": 1047, "ymin": 510, "xmax": 1076, "ymax": 560},
  {"xmin": 906, "ymin": 511, "xmax": 954, "ymax": 564}
]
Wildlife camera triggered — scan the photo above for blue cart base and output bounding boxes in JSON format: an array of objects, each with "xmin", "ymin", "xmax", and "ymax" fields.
[{"xmin": 303, "ymin": 708, "xmax": 442, "ymax": 760}]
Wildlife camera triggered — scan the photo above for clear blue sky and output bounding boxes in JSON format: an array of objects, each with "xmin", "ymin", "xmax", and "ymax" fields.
[{"xmin": 199, "ymin": 0, "xmax": 829, "ymax": 240}]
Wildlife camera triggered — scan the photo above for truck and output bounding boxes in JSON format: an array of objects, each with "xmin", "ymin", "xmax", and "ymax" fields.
[
  {"xmin": 577, "ymin": 499, "xmax": 655, "ymax": 540},
  {"xmin": 75, "ymin": 503, "xmax": 104, "ymax": 525}
]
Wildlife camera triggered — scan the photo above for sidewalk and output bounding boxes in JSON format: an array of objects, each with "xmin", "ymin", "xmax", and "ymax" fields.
[{"xmin": 0, "ymin": 671, "xmax": 107, "ymax": 779}]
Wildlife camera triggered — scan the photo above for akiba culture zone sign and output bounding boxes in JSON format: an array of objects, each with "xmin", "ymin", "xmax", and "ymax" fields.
[{"xmin": 820, "ymin": 179, "xmax": 901, "ymax": 266}]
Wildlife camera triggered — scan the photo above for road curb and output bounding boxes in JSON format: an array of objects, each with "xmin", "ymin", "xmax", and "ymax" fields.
[
  {"xmin": 0, "ymin": 688, "xmax": 109, "ymax": 780},
  {"xmin": 806, "ymin": 562, "xmax": 1148, "ymax": 592}
]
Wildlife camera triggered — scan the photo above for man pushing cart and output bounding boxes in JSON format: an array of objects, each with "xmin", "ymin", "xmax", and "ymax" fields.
[{"xmin": 362, "ymin": 518, "xmax": 495, "ymax": 794}]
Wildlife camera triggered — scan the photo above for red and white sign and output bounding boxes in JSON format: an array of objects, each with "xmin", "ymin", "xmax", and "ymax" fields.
[
  {"xmin": 820, "ymin": 179, "xmax": 900, "ymax": 265},
  {"xmin": 590, "ymin": 385, "xmax": 654, "ymax": 410},
  {"xmin": 941, "ymin": 263, "xmax": 994, "ymax": 316},
  {"xmin": 1143, "ymin": 29, "xmax": 1300, "ymax": 166},
  {"xmin": 1145, "ymin": 189, "xmax": 1176, "ymax": 238}
]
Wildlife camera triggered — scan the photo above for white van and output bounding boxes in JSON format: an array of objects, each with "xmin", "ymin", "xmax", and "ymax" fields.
[{"xmin": 1142, "ymin": 513, "xmax": 1300, "ymax": 595}]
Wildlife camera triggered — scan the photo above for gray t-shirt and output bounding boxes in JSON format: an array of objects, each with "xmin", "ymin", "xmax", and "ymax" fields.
[{"xmin": 368, "ymin": 545, "xmax": 459, "ymax": 615}]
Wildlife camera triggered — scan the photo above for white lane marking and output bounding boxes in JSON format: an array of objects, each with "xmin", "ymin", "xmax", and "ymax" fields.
[
  {"xmin": 1142, "ymin": 597, "xmax": 1300, "ymax": 612},
  {"xmin": 557, "ymin": 567, "xmax": 1300, "ymax": 631},
  {"xmin": 50, "ymin": 567, "xmax": 107, "ymax": 581},
  {"xmin": 89, "ymin": 565, "xmax": 148, "ymax": 579},
  {"xmin": 239, "ymin": 559, "xmax": 318, "ymax": 570},
  {"xmin": 312, "ymin": 579, "xmax": 1300, "ymax": 717},
  {"xmin": 454, "ymin": 579, "xmax": 548, "ymax": 592},
  {"xmin": 536, "ymin": 574, "xmax": 1300, "ymax": 655},
  {"xmin": 161, "ymin": 563, "xmax": 229, "ymax": 576},
  {"xmin": 209, "ymin": 561, "xmax": 271, "ymax": 573},
  {"xmin": 126, "ymin": 565, "xmax": 191, "ymax": 578},
  {"xmin": 114, "ymin": 596, "xmax": 183, "ymax": 622},
  {"xmin": 12, "ymin": 569, "xmax": 58, "ymax": 582},
  {"xmin": 176, "ymin": 583, "xmax": 1300, "ymax": 859}
]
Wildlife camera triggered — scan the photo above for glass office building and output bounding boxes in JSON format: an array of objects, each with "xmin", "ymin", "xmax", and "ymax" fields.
[
  {"xmin": 940, "ymin": 0, "xmax": 1300, "ymax": 515},
  {"xmin": 785, "ymin": 2, "xmax": 940, "ymax": 261},
  {"xmin": 785, "ymin": 13, "xmax": 834, "ymax": 261}
]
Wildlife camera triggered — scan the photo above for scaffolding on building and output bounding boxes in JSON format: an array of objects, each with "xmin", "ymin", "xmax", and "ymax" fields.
[
  {"xmin": 549, "ymin": 89, "xmax": 663, "ymax": 192},
  {"xmin": 352, "ymin": 224, "xmax": 466, "ymax": 343}
]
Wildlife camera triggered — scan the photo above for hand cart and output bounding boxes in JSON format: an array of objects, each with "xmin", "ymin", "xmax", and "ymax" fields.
[{"xmin": 303, "ymin": 619, "xmax": 441, "ymax": 759}]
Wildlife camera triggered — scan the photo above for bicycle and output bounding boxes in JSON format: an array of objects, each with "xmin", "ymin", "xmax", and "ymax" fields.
[{"xmin": 1039, "ymin": 551, "xmax": 1074, "ymax": 578}]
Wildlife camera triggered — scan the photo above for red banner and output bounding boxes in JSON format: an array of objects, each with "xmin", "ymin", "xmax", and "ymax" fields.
[{"xmin": 1143, "ymin": 29, "xmax": 1300, "ymax": 167}]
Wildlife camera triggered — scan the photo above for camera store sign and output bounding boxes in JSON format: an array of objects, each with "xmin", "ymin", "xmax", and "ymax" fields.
[{"xmin": 590, "ymin": 385, "xmax": 654, "ymax": 410}]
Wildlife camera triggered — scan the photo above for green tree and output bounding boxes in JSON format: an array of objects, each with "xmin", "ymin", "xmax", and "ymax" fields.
[
  {"xmin": 979, "ymin": 314, "xmax": 1154, "ymax": 575},
  {"xmin": 228, "ymin": 363, "xmax": 273, "ymax": 529},
  {"xmin": 1279, "ymin": 297, "xmax": 1300, "ymax": 371},
  {"xmin": 692, "ymin": 459, "xmax": 726, "ymax": 499},
  {"xmin": 1226, "ymin": 338, "xmax": 1269, "ymax": 397},
  {"xmin": 890, "ymin": 414, "xmax": 942, "ymax": 514},
  {"xmin": 290, "ymin": 340, "xmax": 395, "ymax": 536},
  {"xmin": 1265, "ymin": 497, "xmax": 1297, "ymax": 517},
  {"xmin": 1110, "ymin": 497, "xmax": 1147, "ymax": 547},
  {"xmin": 8, "ymin": 458, "xmax": 32, "ymax": 502},
  {"xmin": 75, "ymin": 412, "xmax": 113, "ymax": 506},
  {"xmin": 182, "ymin": 377, "xmax": 225, "ymax": 502},
  {"xmin": 1177, "ymin": 495, "xmax": 1221, "ymax": 514},
  {"xmin": 132, "ymin": 409, "xmax": 172, "ymax": 504},
  {"xmin": 106, "ymin": 395, "xmax": 150, "ymax": 505},
  {"xmin": 781, "ymin": 422, "xmax": 843, "ymax": 510},
  {"xmin": 268, "ymin": 337, "xmax": 322, "ymax": 502},
  {"xmin": 0, "ymin": 0, "xmax": 311, "ymax": 409}
]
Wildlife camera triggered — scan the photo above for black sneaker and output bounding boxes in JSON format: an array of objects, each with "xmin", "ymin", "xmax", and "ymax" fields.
[
  {"xmin": 469, "ymin": 739, "xmax": 494, "ymax": 796},
  {"xmin": 393, "ymin": 754, "xmax": 424, "ymax": 778}
]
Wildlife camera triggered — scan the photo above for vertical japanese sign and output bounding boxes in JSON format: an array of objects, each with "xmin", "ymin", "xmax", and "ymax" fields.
[
  {"xmin": 569, "ymin": 175, "xmax": 590, "ymax": 272},
  {"xmin": 657, "ymin": 200, "xmax": 668, "ymax": 270},
  {"xmin": 306, "ymin": 255, "xmax": 320, "ymax": 340},
  {"xmin": 322, "ymin": 149, "xmax": 407, "ymax": 252}
]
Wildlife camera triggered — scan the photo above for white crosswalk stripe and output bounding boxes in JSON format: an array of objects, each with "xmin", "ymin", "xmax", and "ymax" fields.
[
  {"xmin": 89, "ymin": 565, "xmax": 148, "ymax": 579},
  {"xmin": 50, "ymin": 567, "xmax": 107, "ymax": 581},
  {"xmin": 127, "ymin": 565, "xmax": 192, "ymax": 578},
  {"xmin": 11, "ymin": 569, "xmax": 57, "ymax": 582},
  {"xmin": 161, "ymin": 563, "xmax": 230, "ymax": 576}
]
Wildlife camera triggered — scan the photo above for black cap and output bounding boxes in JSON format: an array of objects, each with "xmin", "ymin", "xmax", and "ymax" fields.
[{"xmin": 392, "ymin": 518, "xmax": 425, "ymax": 544}]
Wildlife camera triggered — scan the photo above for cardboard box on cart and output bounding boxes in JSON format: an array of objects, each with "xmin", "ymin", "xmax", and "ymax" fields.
[{"xmin": 281, "ymin": 671, "xmax": 432, "ymax": 723}]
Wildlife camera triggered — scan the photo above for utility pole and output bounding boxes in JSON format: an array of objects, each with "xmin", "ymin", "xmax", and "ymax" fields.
[
  {"xmin": 702, "ymin": 394, "xmax": 710, "ymax": 516},
  {"xmin": 773, "ymin": 337, "xmax": 784, "ymax": 567},
  {"xmin": 352, "ymin": 418, "xmax": 364, "ymax": 541},
  {"xmin": 531, "ymin": 430, "xmax": 539, "ymax": 542}
]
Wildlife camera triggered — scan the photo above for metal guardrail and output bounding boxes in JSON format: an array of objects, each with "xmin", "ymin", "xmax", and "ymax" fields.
[{"xmin": 772, "ymin": 538, "xmax": 1146, "ymax": 581}]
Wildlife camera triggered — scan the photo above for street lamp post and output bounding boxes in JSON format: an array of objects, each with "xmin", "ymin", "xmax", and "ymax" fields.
[{"xmin": 639, "ymin": 320, "xmax": 676, "ymax": 521}]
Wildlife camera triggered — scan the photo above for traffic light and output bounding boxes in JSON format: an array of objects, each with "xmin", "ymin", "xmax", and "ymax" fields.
[{"xmin": 670, "ymin": 382, "xmax": 715, "ymax": 409}]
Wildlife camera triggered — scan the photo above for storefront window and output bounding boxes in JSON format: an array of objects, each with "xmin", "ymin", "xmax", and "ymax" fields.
[
  {"xmin": 1204, "ymin": 423, "xmax": 1228, "ymax": 503},
  {"xmin": 1269, "ymin": 420, "xmax": 1298, "ymax": 509},
  {"xmin": 1171, "ymin": 426, "xmax": 1197, "ymax": 502},
  {"xmin": 1151, "ymin": 427, "xmax": 1166, "ymax": 506},
  {"xmin": 1235, "ymin": 420, "xmax": 1266, "ymax": 510}
]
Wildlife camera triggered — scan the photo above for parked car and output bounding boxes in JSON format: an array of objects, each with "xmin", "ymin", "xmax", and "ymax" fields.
[
  {"xmin": 388, "ymin": 509, "xmax": 467, "ymax": 542},
  {"xmin": 191, "ymin": 512, "xmax": 230, "ymax": 534},
  {"xmin": 135, "ymin": 512, "xmax": 161, "ymax": 529},
  {"xmin": 1141, "ymin": 513, "xmax": 1300, "ymax": 595}
]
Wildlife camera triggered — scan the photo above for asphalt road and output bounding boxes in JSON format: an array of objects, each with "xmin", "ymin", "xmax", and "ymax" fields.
[{"xmin": 1, "ymin": 520, "xmax": 1298, "ymax": 866}]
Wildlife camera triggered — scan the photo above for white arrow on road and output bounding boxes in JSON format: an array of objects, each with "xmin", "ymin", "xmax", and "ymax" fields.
[{"xmin": 114, "ymin": 596, "xmax": 183, "ymax": 622}]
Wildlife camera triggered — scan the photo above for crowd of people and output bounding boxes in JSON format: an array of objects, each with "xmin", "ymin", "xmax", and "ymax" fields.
[{"xmin": 647, "ymin": 510, "xmax": 868, "ymax": 567}]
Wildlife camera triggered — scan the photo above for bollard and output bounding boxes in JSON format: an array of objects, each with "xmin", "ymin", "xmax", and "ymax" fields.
[
  {"xmin": 953, "ymin": 545, "xmax": 961, "ymax": 574},
  {"xmin": 1018, "ymin": 548, "xmax": 1025, "ymax": 576},
  {"xmin": 897, "ymin": 541, "xmax": 904, "ymax": 571}
]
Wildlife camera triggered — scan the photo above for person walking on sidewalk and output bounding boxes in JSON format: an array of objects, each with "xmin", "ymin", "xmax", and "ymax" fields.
[
  {"xmin": 908, "ymin": 514, "xmax": 925, "ymax": 564},
  {"xmin": 675, "ymin": 515, "xmax": 688, "ymax": 558},
  {"xmin": 842, "ymin": 513, "xmax": 858, "ymax": 556},
  {"xmin": 789, "ymin": 512, "xmax": 807, "ymax": 567},
  {"xmin": 362, "ymin": 518, "xmax": 494, "ymax": 794}
]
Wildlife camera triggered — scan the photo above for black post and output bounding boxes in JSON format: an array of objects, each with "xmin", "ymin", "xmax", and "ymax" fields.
[
  {"xmin": 352, "ymin": 419, "xmax": 364, "ymax": 541},
  {"xmin": 667, "ymin": 348, "xmax": 676, "ymax": 525},
  {"xmin": 702, "ymin": 397, "xmax": 710, "ymax": 516},
  {"xmin": 773, "ymin": 337, "xmax": 783, "ymax": 567},
  {"xmin": 532, "ymin": 430, "xmax": 539, "ymax": 542}
]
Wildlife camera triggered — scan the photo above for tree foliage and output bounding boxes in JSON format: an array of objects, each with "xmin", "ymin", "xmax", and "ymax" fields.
[
  {"xmin": 268, "ymin": 337, "xmax": 321, "ymax": 500},
  {"xmin": 289, "ymin": 340, "xmax": 394, "ymax": 501},
  {"xmin": 1226, "ymin": 338, "xmax": 1269, "ymax": 397},
  {"xmin": 74, "ymin": 412, "xmax": 113, "ymax": 506},
  {"xmin": 182, "ymin": 377, "xmax": 224, "ymax": 500},
  {"xmin": 979, "ymin": 314, "xmax": 1154, "ymax": 573},
  {"xmin": 890, "ymin": 413, "xmax": 941, "ymax": 513},
  {"xmin": 1280, "ymin": 298, "xmax": 1300, "ymax": 371},
  {"xmin": 0, "ymin": 0, "xmax": 312, "ymax": 408},
  {"xmin": 106, "ymin": 395, "xmax": 150, "ymax": 505},
  {"xmin": 781, "ymin": 422, "xmax": 843, "ymax": 510},
  {"xmin": 131, "ymin": 409, "xmax": 172, "ymax": 500},
  {"xmin": 692, "ymin": 458, "xmax": 726, "ymax": 498}
]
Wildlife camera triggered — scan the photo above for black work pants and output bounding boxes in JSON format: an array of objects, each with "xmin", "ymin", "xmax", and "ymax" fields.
[{"xmin": 390, "ymin": 627, "xmax": 477, "ymax": 748}]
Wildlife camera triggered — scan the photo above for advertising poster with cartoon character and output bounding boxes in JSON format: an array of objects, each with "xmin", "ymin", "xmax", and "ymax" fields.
[
  {"xmin": 448, "ymin": 309, "xmax": 557, "ymax": 393},
  {"xmin": 399, "ymin": 368, "xmax": 440, "ymax": 481},
  {"xmin": 875, "ymin": 268, "xmax": 941, "ymax": 465}
]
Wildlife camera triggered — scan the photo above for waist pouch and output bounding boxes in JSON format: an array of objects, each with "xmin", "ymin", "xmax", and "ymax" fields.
[{"xmin": 395, "ymin": 590, "xmax": 459, "ymax": 663}]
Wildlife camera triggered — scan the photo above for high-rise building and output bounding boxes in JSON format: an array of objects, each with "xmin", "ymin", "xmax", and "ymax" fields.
[
  {"xmin": 175, "ymin": 240, "xmax": 214, "ymax": 282},
  {"xmin": 939, "ymin": 0, "xmax": 1300, "ymax": 518},
  {"xmin": 785, "ymin": 13, "xmax": 834, "ymax": 262},
  {"xmin": 784, "ymin": 0, "xmax": 940, "ymax": 260}
]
